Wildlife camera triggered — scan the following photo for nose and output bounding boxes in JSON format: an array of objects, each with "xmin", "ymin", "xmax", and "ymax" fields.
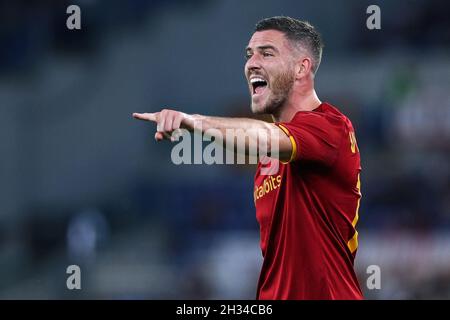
[{"xmin": 245, "ymin": 54, "xmax": 262, "ymax": 74}]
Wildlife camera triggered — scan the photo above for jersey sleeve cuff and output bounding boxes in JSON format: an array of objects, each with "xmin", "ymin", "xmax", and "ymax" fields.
[{"xmin": 276, "ymin": 123, "xmax": 298, "ymax": 164}]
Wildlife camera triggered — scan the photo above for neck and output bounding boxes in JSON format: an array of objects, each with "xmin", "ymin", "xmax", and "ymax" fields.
[{"xmin": 271, "ymin": 85, "xmax": 322, "ymax": 123}]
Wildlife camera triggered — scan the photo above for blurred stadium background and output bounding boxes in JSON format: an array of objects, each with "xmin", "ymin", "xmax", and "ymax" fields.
[{"xmin": 1, "ymin": 0, "xmax": 449, "ymax": 299}]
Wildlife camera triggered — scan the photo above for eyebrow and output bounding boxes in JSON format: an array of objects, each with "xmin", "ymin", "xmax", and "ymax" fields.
[{"xmin": 245, "ymin": 45, "xmax": 279, "ymax": 53}]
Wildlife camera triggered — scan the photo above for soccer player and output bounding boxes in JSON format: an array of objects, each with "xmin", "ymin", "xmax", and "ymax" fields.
[{"xmin": 133, "ymin": 16, "xmax": 363, "ymax": 300}]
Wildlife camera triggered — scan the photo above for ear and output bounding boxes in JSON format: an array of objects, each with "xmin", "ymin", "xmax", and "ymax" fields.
[{"xmin": 295, "ymin": 57, "xmax": 313, "ymax": 80}]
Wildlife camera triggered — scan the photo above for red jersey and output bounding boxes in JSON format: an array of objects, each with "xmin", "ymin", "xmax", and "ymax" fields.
[{"xmin": 254, "ymin": 102, "xmax": 363, "ymax": 300}]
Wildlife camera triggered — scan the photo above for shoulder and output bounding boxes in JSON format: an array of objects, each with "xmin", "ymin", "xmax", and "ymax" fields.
[{"xmin": 290, "ymin": 102, "xmax": 350, "ymax": 131}]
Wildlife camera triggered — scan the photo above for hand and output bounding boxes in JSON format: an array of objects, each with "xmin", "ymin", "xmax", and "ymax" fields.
[{"xmin": 132, "ymin": 109, "xmax": 193, "ymax": 141}]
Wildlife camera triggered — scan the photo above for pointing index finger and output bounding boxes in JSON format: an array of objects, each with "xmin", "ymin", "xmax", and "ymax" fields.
[{"xmin": 132, "ymin": 112, "xmax": 158, "ymax": 122}]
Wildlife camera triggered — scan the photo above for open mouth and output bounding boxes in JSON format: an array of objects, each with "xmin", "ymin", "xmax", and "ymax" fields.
[{"xmin": 250, "ymin": 77, "xmax": 268, "ymax": 96}]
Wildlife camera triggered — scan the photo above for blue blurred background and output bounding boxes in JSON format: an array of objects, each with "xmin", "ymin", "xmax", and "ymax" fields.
[{"xmin": 1, "ymin": 0, "xmax": 450, "ymax": 299}]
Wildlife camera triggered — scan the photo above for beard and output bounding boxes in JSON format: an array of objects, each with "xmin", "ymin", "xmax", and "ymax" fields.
[{"xmin": 251, "ymin": 68, "xmax": 295, "ymax": 115}]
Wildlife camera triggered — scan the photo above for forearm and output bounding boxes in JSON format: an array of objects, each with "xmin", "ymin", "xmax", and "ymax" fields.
[
  {"xmin": 188, "ymin": 114, "xmax": 272, "ymax": 134},
  {"xmin": 186, "ymin": 114, "xmax": 280, "ymax": 157}
]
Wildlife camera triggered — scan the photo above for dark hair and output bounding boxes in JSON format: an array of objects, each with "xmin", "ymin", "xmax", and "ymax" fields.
[{"xmin": 255, "ymin": 16, "xmax": 324, "ymax": 74}]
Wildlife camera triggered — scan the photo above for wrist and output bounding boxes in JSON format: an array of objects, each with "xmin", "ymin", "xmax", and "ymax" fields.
[{"xmin": 183, "ymin": 113, "xmax": 206, "ymax": 131}]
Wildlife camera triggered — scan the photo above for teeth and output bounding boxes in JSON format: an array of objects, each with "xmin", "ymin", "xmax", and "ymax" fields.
[{"xmin": 250, "ymin": 78, "xmax": 266, "ymax": 84}]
